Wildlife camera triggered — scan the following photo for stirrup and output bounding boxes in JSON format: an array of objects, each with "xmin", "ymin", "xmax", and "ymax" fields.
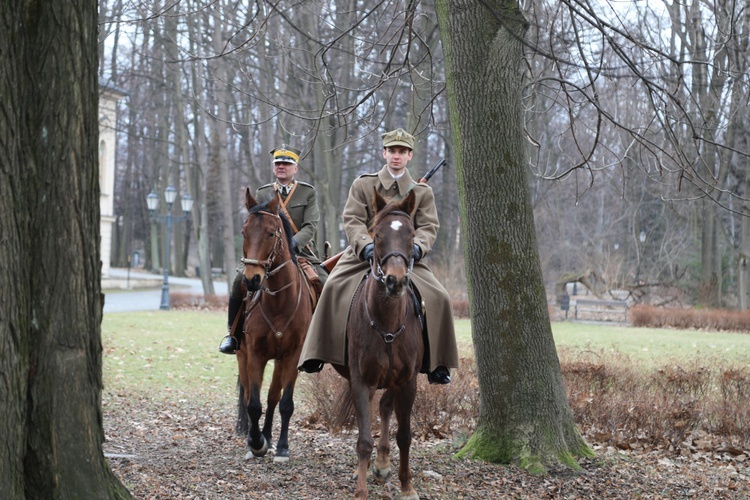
[{"xmin": 219, "ymin": 335, "xmax": 238, "ymax": 354}]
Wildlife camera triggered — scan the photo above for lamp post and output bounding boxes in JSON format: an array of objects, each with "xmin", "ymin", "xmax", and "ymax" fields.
[
  {"xmin": 636, "ymin": 229, "xmax": 646, "ymax": 285},
  {"xmin": 147, "ymin": 186, "xmax": 193, "ymax": 310}
]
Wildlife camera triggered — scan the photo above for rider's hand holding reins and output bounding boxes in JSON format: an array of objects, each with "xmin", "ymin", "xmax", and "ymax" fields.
[
  {"xmin": 361, "ymin": 243, "xmax": 374, "ymax": 262},
  {"xmin": 412, "ymin": 244, "xmax": 422, "ymax": 262}
]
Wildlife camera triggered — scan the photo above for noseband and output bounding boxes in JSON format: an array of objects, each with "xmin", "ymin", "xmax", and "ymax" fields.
[
  {"xmin": 240, "ymin": 210, "xmax": 292, "ymax": 289},
  {"xmin": 370, "ymin": 211, "xmax": 414, "ymax": 284}
]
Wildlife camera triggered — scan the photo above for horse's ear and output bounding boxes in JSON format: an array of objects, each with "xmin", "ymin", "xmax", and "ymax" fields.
[
  {"xmin": 245, "ymin": 188, "xmax": 258, "ymax": 210},
  {"xmin": 373, "ymin": 187, "xmax": 387, "ymax": 214},
  {"xmin": 399, "ymin": 189, "xmax": 416, "ymax": 216},
  {"xmin": 267, "ymin": 194, "xmax": 280, "ymax": 213}
]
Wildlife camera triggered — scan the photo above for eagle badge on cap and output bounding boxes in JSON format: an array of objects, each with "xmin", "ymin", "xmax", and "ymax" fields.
[{"xmin": 270, "ymin": 145, "xmax": 301, "ymax": 164}]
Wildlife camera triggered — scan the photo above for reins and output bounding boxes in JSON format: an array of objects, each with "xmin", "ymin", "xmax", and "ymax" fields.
[
  {"xmin": 256, "ymin": 266, "xmax": 306, "ymax": 343},
  {"xmin": 363, "ymin": 291, "xmax": 406, "ymax": 343},
  {"xmin": 240, "ymin": 209, "xmax": 295, "ymax": 293},
  {"xmin": 240, "ymin": 209, "xmax": 310, "ymax": 350},
  {"xmin": 363, "ymin": 209, "xmax": 414, "ymax": 344},
  {"xmin": 369, "ymin": 211, "xmax": 415, "ymax": 284}
]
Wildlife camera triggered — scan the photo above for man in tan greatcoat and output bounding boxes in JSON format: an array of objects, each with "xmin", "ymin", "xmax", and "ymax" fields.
[{"xmin": 298, "ymin": 128, "xmax": 458, "ymax": 384}]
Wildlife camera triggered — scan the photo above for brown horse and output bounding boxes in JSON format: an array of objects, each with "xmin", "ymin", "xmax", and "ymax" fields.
[
  {"xmin": 236, "ymin": 187, "xmax": 315, "ymax": 462},
  {"xmin": 340, "ymin": 189, "xmax": 423, "ymax": 499}
]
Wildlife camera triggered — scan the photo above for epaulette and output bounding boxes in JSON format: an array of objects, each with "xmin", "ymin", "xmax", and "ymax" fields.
[
  {"xmin": 257, "ymin": 183, "xmax": 274, "ymax": 191},
  {"xmin": 357, "ymin": 172, "xmax": 379, "ymax": 178},
  {"xmin": 295, "ymin": 181, "xmax": 315, "ymax": 190}
]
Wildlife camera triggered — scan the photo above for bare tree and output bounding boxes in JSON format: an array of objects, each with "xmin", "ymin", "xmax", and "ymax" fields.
[
  {"xmin": 436, "ymin": 0, "xmax": 591, "ymax": 470},
  {"xmin": 94, "ymin": 0, "xmax": 749, "ymax": 468}
]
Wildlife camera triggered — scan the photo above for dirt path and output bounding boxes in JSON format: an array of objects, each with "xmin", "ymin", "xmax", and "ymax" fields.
[{"xmin": 103, "ymin": 393, "xmax": 748, "ymax": 499}]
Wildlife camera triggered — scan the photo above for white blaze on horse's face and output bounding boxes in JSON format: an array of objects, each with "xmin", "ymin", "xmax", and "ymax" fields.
[{"xmin": 390, "ymin": 220, "xmax": 403, "ymax": 232}]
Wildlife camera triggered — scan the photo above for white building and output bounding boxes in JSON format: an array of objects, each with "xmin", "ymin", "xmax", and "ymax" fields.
[{"xmin": 98, "ymin": 82, "xmax": 126, "ymax": 278}]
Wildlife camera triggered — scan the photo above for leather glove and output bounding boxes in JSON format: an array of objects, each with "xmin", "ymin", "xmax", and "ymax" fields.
[
  {"xmin": 412, "ymin": 243, "xmax": 422, "ymax": 262},
  {"xmin": 360, "ymin": 243, "xmax": 374, "ymax": 262}
]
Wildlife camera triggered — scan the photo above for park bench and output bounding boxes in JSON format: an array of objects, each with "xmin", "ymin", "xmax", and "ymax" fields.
[{"xmin": 574, "ymin": 298, "xmax": 628, "ymax": 323}]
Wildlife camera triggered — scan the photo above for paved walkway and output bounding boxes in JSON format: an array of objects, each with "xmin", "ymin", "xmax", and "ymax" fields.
[{"xmin": 103, "ymin": 268, "xmax": 228, "ymax": 313}]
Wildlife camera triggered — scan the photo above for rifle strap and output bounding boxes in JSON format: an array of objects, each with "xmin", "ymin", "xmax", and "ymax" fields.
[
  {"xmin": 274, "ymin": 181, "xmax": 301, "ymax": 234},
  {"xmin": 274, "ymin": 182, "xmax": 319, "ymax": 260}
]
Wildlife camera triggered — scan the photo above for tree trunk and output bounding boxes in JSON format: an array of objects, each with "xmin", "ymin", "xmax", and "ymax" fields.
[
  {"xmin": 436, "ymin": 0, "xmax": 591, "ymax": 471},
  {"xmin": 211, "ymin": 18, "xmax": 237, "ymax": 291},
  {"xmin": 0, "ymin": 1, "xmax": 130, "ymax": 497}
]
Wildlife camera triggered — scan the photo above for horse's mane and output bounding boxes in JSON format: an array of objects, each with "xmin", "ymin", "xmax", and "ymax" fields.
[{"xmin": 247, "ymin": 201, "xmax": 297, "ymax": 259}]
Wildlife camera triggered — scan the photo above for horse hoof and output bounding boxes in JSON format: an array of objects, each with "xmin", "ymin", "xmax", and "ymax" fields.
[
  {"xmin": 250, "ymin": 436, "xmax": 269, "ymax": 457},
  {"xmin": 273, "ymin": 448, "xmax": 289, "ymax": 463},
  {"xmin": 373, "ymin": 465, "xmax": 391, "ymax": 482},
  {"xmin": 399, "ymin": 491, "xmax": 419, "ymax": 500}
]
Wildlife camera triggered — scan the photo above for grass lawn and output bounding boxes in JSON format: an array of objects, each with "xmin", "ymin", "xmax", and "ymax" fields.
[
  {"xmin": 102, "ymin": 310, "xmax": 236, "ymax": 398},
  {"xmin": 102, "ymin": 311, "xmax": 750, "ymax": 397},
  {"xmin": 551, "ymin": 321, "xmax": 750, "ymax": 366}
]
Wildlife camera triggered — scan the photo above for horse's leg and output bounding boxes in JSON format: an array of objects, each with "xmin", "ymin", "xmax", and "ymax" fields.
[
  {"xmin": 246, "ymin": 357, "xmax": 269, "ymax": 459},
  {"xmin": 262, "ymin": 360, "xmax": 282, "ymax": 451},
  {"xmin": 236, "ymin": 350, "xmax": 250, "ymax": 437},
  {"xmin": 351, "ymin": 378, "xmax": 375, "ymax": 500},
  {"xmin": 271, "ymin": 358, "xmax": 300, "ymax": 463},
  {"xmin": 373, "ymin": 389, "xmax": 393, "ymax": 481},
  {"xmin": 393, "ymin": 380, "xmax": 418, "ymax": 500},
  {"xmin": 236, "ymin": 376, "xmax": 248, "ymax": 435}
]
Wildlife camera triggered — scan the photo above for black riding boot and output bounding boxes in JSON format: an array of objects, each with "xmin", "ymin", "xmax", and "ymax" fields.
[{"xmin": 219, "ymin": 272, "xmax": 245, "ymax": 354}]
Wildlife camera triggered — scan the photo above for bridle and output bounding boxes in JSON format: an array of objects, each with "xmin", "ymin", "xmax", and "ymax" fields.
[
  {"xmin": 240, "ymin": 210, "xmax": 294, "ymax": 294},
  {"xmin": 369, "ymin": 210, "xmax": 414, "ymax": 284},
  {"xmin": 364, "ymin": 209, "xmax": 415, "ymax": 344},
  {"xmin": 239, "ymin": 208, "xmax": 308, "ymax": 347}
]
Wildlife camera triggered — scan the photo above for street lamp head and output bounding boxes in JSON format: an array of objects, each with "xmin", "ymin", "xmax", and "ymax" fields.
[
  {"xmin": 146, "ymin": 191, "xmax": 159, "ymax": 212},
  {"xmin": 164, "ymin": 185, "xmax": 177, "ymax": 206},
  {"xmin": 181, "ymin": 193, "xmax": 194, "ymax": 214}
]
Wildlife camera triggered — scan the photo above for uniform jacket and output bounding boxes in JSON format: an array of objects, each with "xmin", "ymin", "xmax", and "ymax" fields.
[
  {"xmin": 299, "ymin": 165, "xmax": 459, "ymax": 371},
  {"xmin": 256, "ymin": 181, "xmax": 321, "ymax": 262}
]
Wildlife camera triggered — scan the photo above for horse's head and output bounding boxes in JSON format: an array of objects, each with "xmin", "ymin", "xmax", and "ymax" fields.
[
  {"xmin": 369, "ymin": 188, "xmax": 416, "ymax": 298},
  {"xmin": 240, "ymin": 187, "xmax": 295, "ymax": 292}
]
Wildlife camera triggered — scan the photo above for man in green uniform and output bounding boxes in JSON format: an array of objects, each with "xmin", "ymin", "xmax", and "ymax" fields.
[
  {"xmin": 218, "ymin": 145, "xmax": 325, "ymax": 354},
  {"xmin": 298, "ymin": 128, "xmax": 458, "ymax": 383}
]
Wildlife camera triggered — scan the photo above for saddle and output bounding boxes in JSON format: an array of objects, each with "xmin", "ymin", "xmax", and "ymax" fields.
[{"xmin": 297, "ymin": 256, "xmax": 322, "ymax": 307}]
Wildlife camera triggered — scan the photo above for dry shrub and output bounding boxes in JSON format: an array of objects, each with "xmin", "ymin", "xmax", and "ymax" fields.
[
  {"xmin": 298, "ymin": 366, "xmax": 350, "ymax": 430},
  {"xmin": 411, "ymin": 357, "xmax": 478, "ymax": 439},
  {"xmin": 713, "ymin": 367, "xmax": 750, "ymax": 437},
  {"xmin": 560, "ymin": 349, "xmax": 750, "ymax": 450},
  {"xmin": 299, "ymin": 357, "xmax": 478, "ymax": 439},
  {"xmin": 451, "ymin": 299, "xmax": 470, "ymax": 319},
  {"xmin": 301, "ymin": 349, "xmax": 750, "ymax": 451},
  {"xmin": 631, "ymin": 304, "xmax": 750, "ymax": 332},
  {"xmin": 169, "ymin": 292, "xmax": 227, "ymax": 310}
]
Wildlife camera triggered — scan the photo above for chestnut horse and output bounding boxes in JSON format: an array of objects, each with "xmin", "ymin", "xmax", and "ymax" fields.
[
  {"xmin": 340, "ymin": 189, "xmax": 423, "ymax": 499},
  {"xmin": 236, "ymin": 188, "xmax": 315, "ymax": 462}
]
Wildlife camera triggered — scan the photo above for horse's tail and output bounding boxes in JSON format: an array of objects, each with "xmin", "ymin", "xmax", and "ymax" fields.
[{"xmin": 331, "ymin": 382, "xmax": 356, "ymax": 431}]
